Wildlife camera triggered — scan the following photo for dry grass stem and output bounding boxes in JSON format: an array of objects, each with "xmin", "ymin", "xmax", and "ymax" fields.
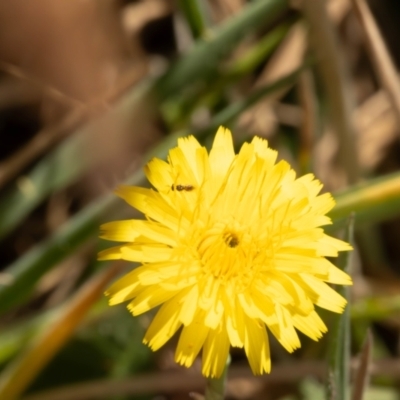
[
  {"xmin": 0, "ymin": 66, "xmax": 146, "ymax": 189},
  {"xmin": 303, "ymin": 0, "xmax": 359, "ymax": 186},
  {"xmin": 351, "ymin": 0, "xmax": 400, "ymax": 135},
  {"xmin": 352, "ymin": 330, "xmax": 373, "ymax": 400}
]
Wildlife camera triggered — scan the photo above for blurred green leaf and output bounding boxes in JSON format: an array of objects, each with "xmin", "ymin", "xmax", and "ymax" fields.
[
  {"xmin": 226, "ymin": 21, "xmax": 293, "ymax": 79},
  {"xmin": 0, "ymin": 264, "xmax": 121, "ymax": 400},
  {"xmin": 0, "ymin": 297, "xmax": 110, "ymax": 366},
  {"xmin": 363, "ymin": 387, "xmax": 398, "ymax": 400},
  {"xmin": 0, "ymin": 135, "xmax": 86, "ymax": 240},
  {"xmin": 300, "ymin": 378, "xmax": 325, "ymax": 400},
  {"xmin": 178, "ymin": 0, "xmax": 212, "ymax": 39},
  {"xmin": 200, "ymin": 64, "xmax": 307, "ymax": 133},
  {"xmin": 0, "ymin": 78, "xmax": 156, "ymax": 242},
  {"xmin": 0, "ymin": 193, "xmax": 116, "ymax": 315},
  {"xmin": 157, "ymin": 0, "xmax": 289, "ymax": 98},
  {"xmin": 0, "ymin": 310, "xmax": 56, "ymax": 366},
  {"xmin": 27, "ymin": 339, "xmax": 109, "ymax": 393},
  {"xmin": 327, "ymin": 171, "xmax": 400, "ymax": 232},
  {"xmin": 162, "ymin": 20, "xmax": 294, "ymax": 128},
  {"xmin": 352, "ymin": 295, "xmax": 400, "ymax": 321}
]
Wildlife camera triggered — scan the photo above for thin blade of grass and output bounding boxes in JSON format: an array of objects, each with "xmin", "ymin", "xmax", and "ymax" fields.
[
  {"xmin": 328, "ymin": 171, "xmax": 400, "ymax": 230},
  {"xmin": 225, "ymin": 20, "xmax": 293, "ymax": 79},
  {"xmin": 302, "ymin": 0, "xmax": 359, "ymax": 184},
  {"xmin": 0, "ymin": 78, "xmax": 156, "ymax": 241},
  {"xmin": 202, "ymin": 63, "xmax": 308, "ymax": 132},
  {"xmin": 351, "ymin": 295, "xmax": 400, "ymax": 321},
  {"xmin": 327, "ymin": 214, "xmax": 354, "ymax": 400},
  {"xmin": 351, "ymin": 0, "xmax": 400, "ymax": 130},
  {"xmin": 0, "ymin": 134, "xmax": 85, "ymax": 240},
  {"xmin": 178, "ymin": 0, "xmax": 212, "ymax": 39},
  {"xmin": 157, "ymin": 0, "xmax": 289, "ymax": 98},
  {"xmin": 0, "ymin": 298, "xmax": 109, "ymax": 366},
  {"xmin": 164, "ymin": 20, "xmax": 295, "ymax": 127}
]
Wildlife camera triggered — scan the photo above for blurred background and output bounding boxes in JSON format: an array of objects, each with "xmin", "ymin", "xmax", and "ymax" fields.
[{"xmin": 1, "ymin": 0, "xmax": 400, "ymax": 399}]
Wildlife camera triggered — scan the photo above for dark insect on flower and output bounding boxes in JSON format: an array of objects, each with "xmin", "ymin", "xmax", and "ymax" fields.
[{"xmin": 171, "ymin": 184, "xmax": 194, "ymax": 192}]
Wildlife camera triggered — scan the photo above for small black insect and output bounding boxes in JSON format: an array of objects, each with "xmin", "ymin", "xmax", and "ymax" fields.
[{"xmin": 171, "ymin": 184, "xmax": 194, "ymax": 192}]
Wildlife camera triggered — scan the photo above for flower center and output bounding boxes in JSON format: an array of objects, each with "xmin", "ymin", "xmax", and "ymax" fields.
[
  {"xmin": 195, "ymin": 222, "xmax": 259, "ymax": 290},
  {"xmin": 223, "ymin": 232, "xmax": 239, "ymax": 248}
]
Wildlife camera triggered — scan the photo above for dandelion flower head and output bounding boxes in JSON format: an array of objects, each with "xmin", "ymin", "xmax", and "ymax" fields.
[{"xmin": 99, "ymin": 126, "xmax": 352, "ymax": 378}]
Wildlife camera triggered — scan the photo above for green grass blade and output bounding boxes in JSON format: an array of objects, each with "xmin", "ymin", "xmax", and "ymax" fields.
[
  {"xmin": 0, "ymin": 296, "xmax": 108, "ymax": 366},
  {"xmin": 178, "ymin": 0, "xmax": 212, "ymax": 39},
  {"xmin": 0, "ymin": 79, "xmax": 156, "ymax": 242},
  {"xmin": 352, "ymin": 295, "xmax": 400, "ymax": 321},
  {"xmin": 327, "ymin": 215, "xmax": 354, "ymax": 400},
  {"xmin": 157, "ymin": 0, "xmax": 289, "ymax": 98},
  {"xmin": 329, "ymin": 171, "xmax": 400, "ymax": 230},
  {"xmin": 204, "ymin": 64, "xmax": 307, "ymax": 131},
  {"xmin": 162, "ymin": 20, "xmax": 295, "ymax": 128},
  {"xmin": 0, "ymin": 193, "xmax": 116, "ymax": 315},
  {"xmin": 226, "ymin": 20, "xmax": 293, "ymax": 79},
  {"xmin": 0, "ymin": 135, "xmax": 86, "ymax": 240}
]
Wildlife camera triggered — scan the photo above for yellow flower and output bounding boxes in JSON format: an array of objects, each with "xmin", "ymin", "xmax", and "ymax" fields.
[{"xmin": 99, "ymin": 126, "xmax": 352, "ymax": 378}]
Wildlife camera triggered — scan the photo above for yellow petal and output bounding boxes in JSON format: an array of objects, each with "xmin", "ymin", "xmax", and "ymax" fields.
[
  {"xmin": 105, "ymin": 267, "xmax": 144, "ymax": 305},
  {"xmin": 296, "ymin": 273, "xmax": 347, "ymax": 313},
  {"xmin": 143, "ymin": 295, "xmax": 183, "ymax": 350},
  {"xmin": 176, "ymin": 309, "xmax": 209, "ymax": 367},
  {"xmin": 202, "ymin": 323, "xmax": 230, "ymax": 378},
  {"xmin": 144, "ymin": 157, "xmax": 173, "ymax": 192},
  {"xmin": 120, "ymin": 244, "xmax": 173, "ymax": 263},
  {"xmin": 268, "ymin": 304, "xmax": 300, "ymax": 353},
  {"xmin": 290, "ymin": 309, "xmax": 327, "ymax": 340},
  {"xmin": 208, "ymin": 126, "xmax": 235, "ymax": 194},
  {"xmin": 97, "ymin": 245, "xmax": 123, "ymax": 261},
  {"xmin": 243, "ymin": 314, "xmax": 271, "ymax": 375}
]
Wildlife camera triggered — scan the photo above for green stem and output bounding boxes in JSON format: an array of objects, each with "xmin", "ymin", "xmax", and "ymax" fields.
[
  {"xmin": 327, "ymin": 215, "xmax": 354, "ymax": 400},
  {"xmin": 204, "ymin": 355, "xmax": 230, "ymax": 400}
]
